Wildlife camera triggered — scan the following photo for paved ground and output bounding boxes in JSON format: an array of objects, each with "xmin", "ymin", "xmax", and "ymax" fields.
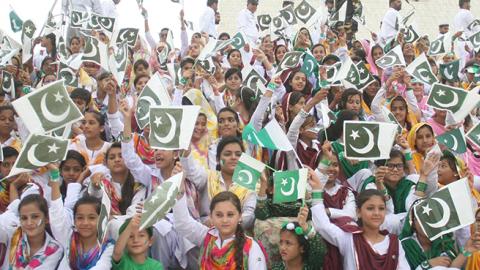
[{"xmin": 216, "ymin": 0, "xmax": 479, "ymax": 40}]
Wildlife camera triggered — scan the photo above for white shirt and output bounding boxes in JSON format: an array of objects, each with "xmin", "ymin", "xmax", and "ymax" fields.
[
  {"xmin": 173, "ymin": 196, "xmax": 267, "ymax": 270},
  {"xmin": 380, "ymin": 8, "xmax": 400, "ymax": 45},
  {"xmin": 101, "ymin": 0, "xmax": 118, "ymax": 18},
  {"xmin": 237, "ymin": 8, "xmax": 259, "ymax": 44},
  {"xmin": 62, "ymin": 0, "xmax": 103, "ymax": 14},
  {"xmin": 199, "ymin": 7, "xmax": 217, "ymax": 38},
  {"xmin": 454, "ymin": 8, "xmax": 475, "ymax": 35}
]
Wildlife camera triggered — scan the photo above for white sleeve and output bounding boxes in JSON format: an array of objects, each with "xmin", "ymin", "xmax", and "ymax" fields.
[
  {"xmin": 179, "ymin": 154, "xmax": 208, "ymax": 191},
  {"xmin": 89, "ymin": 243, "xmax": 114, "ymax": 270},
  {"xmin": 213, "ymin": 94, "xmax": 226, "ymax": 113},
  {"xmin": 371, "ymin": 86, "xmax": 387, "ymax": 121},
  {"xmin": 346, "ymin": 169, "xmax": 373, "ymax": 192},
  {"xmin": 145, "ymin": 31, "xmax": 157, "ymax": 50},
  {"xmin": 237, "ymin": 11, "xmax": 248, "ymax": 33},
  {"xmin": 107, "ymin": 112, "xmax": 124, "ymax": 138},
  {"xmin": 49, "ymin": 198, "xmax": 73, "ymax": 247},
  {"xmin": 248, "ymin": 240, "xmax": 267, "ymax": 270},
  {"xmin": 240, "ymin": 192, "xmax": 256, "ymax": 230},
  {"xmin": 287, "ymin": 112, "xmax": 307, "ymax": 147},
  {"xmin": 172, "ymin": 88, "xmax": 184, "ymax": 106},
  {"xmin": 64, "ymin": 183, "xmax": 83, "ymax": 210},
  {"xmin": 311, "ymin": 203, "xmax": 350, "ymax": 252},
  {"xmin": 249, "ymin": 94, "xmax": 271, "ymax": 131},
  {"xmin": 404, "ymin": 89, "xmax": 420, "ymax": 117},
  {"xmin": 328, "ymin": 190, "xmax": 356, "ymax": 219},
  {"xmin": 173, "ymin": 195, "xmax": 209, "ymax": 247},
  {"xmin": 121, "ymin": 139, "xmax": 153, "ymax": 188},
  {"xmin": 180, "ymin": 30, "xmax": 189, "ymax": 58}
]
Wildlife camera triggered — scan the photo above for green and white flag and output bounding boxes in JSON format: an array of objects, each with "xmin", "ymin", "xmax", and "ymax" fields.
[
  {"xmin": 58, "ymin": 62, "xmax": 78, "ymax": 88},
  {"xmin": 469, "ymin": 31, "xmax": 480, "ymax": 52},
  {"xmin": 149, "ymin": 106, "xmax": 200, "ymax": 150},
  {"xmin": 115, "ymin": 28, "xmax": 139, "ymax": 48},
  {"xmin": 342, "ymin": 58, "xmax": 361, "ymax": 88},
  {"xmin": 70, "ymin": 10, "xmax": 88, "ymax": 29},
  {"xmin": 406, "ymin": 53, "xmax": 438, "ymax": 85},
  {"xmin": 375, "ymin": 45, "xmax": 406, "ymax": 69},
  {"xmin": 97, "ymin": 186, "xmax": 111, "ymax": 244},
  {"xmin": 273, "ymin": 168, "xmax": 308, "ymax": 203},
  {"xmin": 466, "ymin": 122, "xmax": 480, "ymax": 149},
  {"xmin": 436, "ymin": 128, "xmax": 467, "ymax": 154},
  {"xmin": 294, "ymin": 0, "xmax": 316, "ymax": 24},
  {"xmin": 242, "ymin": 118, "xmax": 294, "ymax": 151},
  {"xmin": 9, "ymin": 9, "xmax": 23, "ymax": 33},
  {"xmin": 12, "ymin": 80, "xmax": 83, "ymax": 134},
  {"xmin": 427, "ymin": 83, "xmax": 480, "ymax": 123},
  {"xmin": 467, "ymin": 20, "xmax": 480, "ymax": 32},
  {"xmin": 108, "ymin": 42, "xmax": 128, "ymax": 87},
  {"xmin": 82, "ymin": 36, "xmax": 109, "ymax": 71},
  {"xmin": 439, "ymin": 60, "xmax": 460, "ymax": 82},
  {"xmin": 57, "ymin": 36, "xmax": 69, "ymax": 62},
  {"xmin": 21, "ymin": 20, "xmax": 36, "ymax": 64},
  {"xmin": 271, "ymin": 15, "xmax": 288, "ymax": 40},
  {"xmin": 233, "ymin": 153, "xmax": 265, "ymax": 191},
  {"xmin": 136, "ymin": 72, "xmax": 172, "ymax": 129},
  {"xmin": 242, "ymin": 65, "xmax": 267, "ymax": 94},
  {"xmin": 300, "ymin": 51, "xmax": 318, "ymax": 77},
  {"xmin": 381, "ymin": 106, "xmax": 403, "ymax": 134},
  {"xmin": 88, "ymin": 13, "xmax": 116, "ymax": 37},
  {"xmin": 428, "ymin": 35, "xmax": 451, "ymax": 56},
  {"xmin": 2, "ymin": 71, "xmax": 14, "ymax": 94},
  {"xmin": 274, "ymin": 51, "xmax": 304, "ymax": 77},
  {"xmin": 325, "ymin": 62, "xmax": 342, "ymax": 86},
  {"xmin": 139, "ymin": 172, "xmax": 182, "ymax": 230},
  {"xmin": 414, "ymin": 178, "xmax": 475, "ymax": 241},
  {"xmin": 319, "ymin": 100, "xmax": 336, "ymax": 129},
  {"xmin": 343, "ymin": 121, "xmax": 398, "ymax": 160},
  {"xmin": 404, "ymin": 25, "xmax": 420, "ymax": 44},
  {"xmin": 280, "ymin": 4, "xmax": 297, "ymax": 26},
  {"xmin": 7, "ymin": 134, "xmax": 69, "ymax": 178},
  {"xmin": 21, "ymin": 20, "xmax": 36, "ymax": 41},
  {"xmin": 257, "ymin": 14, "xmax": 272, "ymax": 32},
  {"xmin": 356, "ymin": 61, "xmax": 375, "ymax": 90}
]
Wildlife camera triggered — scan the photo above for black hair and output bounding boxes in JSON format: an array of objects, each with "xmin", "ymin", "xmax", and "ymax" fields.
[
  {"xmin": 0, "ymin": 105, "xmax": 15, "ymax": 115},
  {"xmin": 69, "ymin": 36, "xmax": 81, "ymax": 46},
  {"xmin": 70, "ymin": 88, "xmax": 91, "ymax": 104},
  {"xmin": 210, "ymin": 191, "xmax": 245, "ymax": 270},
  {"xmin": 321, "ymin": 54, "xmax": 340, "ymax": 65},
  {"xmin": 40, "ymin": 56, "xmax": 56, "ymax": 74},
  {"xmin": 133, "ymin": 59, "xmax": 149, "ymax": 73},
  {"xmin": 73, "ymin": 195, "xmax": 101, "ymax": 217},
  {"xmin": 2, "ymin": 146, "xmax": 19, "ymax": 160},
  {"xmin": 218, "ymin": 32, "xmax": 230, "ymax": 40},
  {"xmin": 216, "ymin": 136, "xmax": 244, "ymax": 171},
  {"xmin": 60, "ymin": 150, "xmax": 87, "ymax": 197},
  {"xmin": 207, "ymin": 0, "xmax": 218, "ymax": 6},
  {"xmin": 227, "ymin": 49, "xmax": 241, "ymax": 61},
  {"xmin": 236, "ymin": 86, "xmax": 259, "ymax": 118},
  {"xmin": 105, "ymin": 143, "xmax": 136, "ymax": 215},
  {"xmin": 19, "ymin": 194, "xmax": 53, "ymax": 235},
  {"xmin": 338, "ymin": 88, "xmax": 362, "ymax": 111},
  {"xmin": 280, "ymin": 221, "xmax": 309, "ymax": 261},
  {"xmin": 133, "ymin": 74, "xmax": 150, "ymax": 88},
  {"xmin": 459, "ymin": 0, "xmax": 470, "ymax": 8},
  {"xmin": 440, "ymin": 154, "xmax": 459, "ymax": 176},
  {"xmin": 374, "ymin": 149, "xmax": 407, "ymax": 170},
  {"xmin": 274, "ymin": 44, "xmax": 288, "ymax": 64},
  {"xmin": 85, "ymin": 110, "xmax": 107, "ymax": 141},
  {"xmin": 362, "ymin": 75, "xmax": 380, "ymax": 108},
  {"xmin": 180, "ymin": 57, "xmax": 195, "ymax": 69},
  {"xmin": 224, "ymin": 68, "xmax": 242, "ymax": 82},
  {"xmin": 284, "ymin": 69, "xmax": 312, "ymax": 96},
  {"xmin": 97, "ymin": 71, "xmax": 112, "ymax": 82},
  {"xmin": 45, "ymin": 33, "xmax": 57, "ymax": 59},
  {"xmin": 390, "ymin": 96, "xmax": 412, "ymax": 130},
  {"xmin": 326, "ymin": 110, "xmax": 358, "ymax": 141}
]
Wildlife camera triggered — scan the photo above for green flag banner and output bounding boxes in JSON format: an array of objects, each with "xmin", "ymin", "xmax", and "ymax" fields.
[
  {"xmin": 273, "ymin": 168, "xmax": 308, "ymax": 203},
  {"xmin": 233, "ymin": 153, "xmax": 266, "ymax": 191},
  {"xmin": 436, "ymin": 128, "xmax": 467, "ymax": 154},
  {"xmin": 466, "ymin": 122, "xmax": 480, "ymax": 149}
]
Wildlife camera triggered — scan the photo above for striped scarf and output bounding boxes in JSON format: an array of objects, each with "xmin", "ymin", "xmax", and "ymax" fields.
[
  {"xmin": 200, "ymin": 231, "xmax": 252, "ymax": 270},
  {"xmin": 9, "ymin": 228, "xmax": 60, "ymax": 269},
  {"xmin": 69, "ymin": 232, "xmax": 113, "ymax": 270}
]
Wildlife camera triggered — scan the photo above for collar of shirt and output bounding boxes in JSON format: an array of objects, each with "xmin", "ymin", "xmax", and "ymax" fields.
[{"xmin": 208, "ymin": 228, "xmax": 236, "ymax": 248}]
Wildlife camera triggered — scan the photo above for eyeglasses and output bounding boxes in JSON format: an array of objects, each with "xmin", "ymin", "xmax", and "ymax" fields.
[{"xmin": 387, "ymin": 163, "xmax": 404, "ymax": 170}]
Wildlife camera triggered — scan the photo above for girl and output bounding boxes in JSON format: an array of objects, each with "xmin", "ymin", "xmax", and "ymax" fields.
[
  {"xmin": 274, "ymin": 44, "xmax": 288, "ymax": 66},
  {"xmin": 59, "ymin": 150, "xmax": 88, "ymax": 201},
  {"xmin": 227, "ymin": 49, "xmax": 243, "ymax": 70},
  {"xmin": 281, "ymin": 92, "xmax": 306, "ymax": 130},
  {"xmin": 284, "ymin": 70, "xmax": 312, "ymax": 97},
  {"xmin": 173, "ymin": 191, "xmax": 267, "ymax": 269},
  {"xmin": 0, "ymin": 106, "xmax": 21, "ymax": 151},
  {"xmin": 337, "ymin": 88, "xmax": 363, "ymax": 118},
  {"xmin": 191, "ymin": 113, "xmax": 210, "ymax": 170},
  {"xmin": 233, "ymin": 86, "xmax": 259, "ymax": 126},
  {"xmin": 407, "ymin": 123, "xmax": 437, "ymax": 172},
  {"xmin": 208, "ymin": 107, "xmax": 242, "ymax": 169},
  {"xmin": 49, "ymin": 176, "xmax": 114, "ymax": 269},
  {"xmin": 312, "ymin": 44, "xmax": 326, "ymax": 63},
  {"xmin": 389, "ymin": 95, "xmax": 418, "ymax": 134},
  {"xmin": 361, "ymin": 76, "xmax": 380, "ymax": 117},
  {"xmin": 69, "ymin": 111, "xmax": 111, "ymax": 166},
  {"xmin": 367, "ymin": 44, "xmax": 384, "ymax": 77},
  {"xmin": 311, "ymin": 177, "xmax": 410, "ymax": 269},
  {"xmin": 0, "ymin": 194, "xmax": 63, "ymax": 269},
  {"xmin": 222, "ymin": 68, "xmax": 243, "ymax": 108},
  {"xmin": 68, "ymin": 36, "xmax": 82, "ymax": 56}
]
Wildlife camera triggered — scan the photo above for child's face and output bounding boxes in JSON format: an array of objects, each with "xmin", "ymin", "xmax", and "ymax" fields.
[
  {"xmin": 74, "ymin": 204, "xmax": 99, "ymax": 239},
  {"xmin": 0, "ymin": 155, "xmax": 17, "ymax": 177},
  {"xmin": 0, "ymin": 109, "xmax": 15, "ymax": 135},
  {"xmin": 61, "ymin": 159, "xmax": 84, "ymax": 184},
  {"xmin": 279, "ymin": 230, "xmax": 303, "ymax": 263},
  {"xmin": 20, "ymin": 203, "xmax": 48, "ymax": 239},
  {"xmin": 210, "ymin": 201, "xmax": 241, "ymax": 239},
  {"xmin": 127, "ymin": 229, "xmax": 152, "ymax": 256},
  {"xmin": 73, "ymin": 98, "xmax": 87, "ymax": 113}
]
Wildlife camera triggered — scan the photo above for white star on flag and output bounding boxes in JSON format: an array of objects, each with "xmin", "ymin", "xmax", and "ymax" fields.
[
  {"xmin": 54, "ymin": 92, "xmax": 63, "ymax": 102},
  {"xmin": 350, "ymin": 130, "xmax": 360, "ymax": 140},
  {"xmin": 359, "ymin": 68, "xmax": 366, "ymax": 74},
  {"xmin": 153, "ymin": 116, "xmax": 162, "ymax": 127},
  {"xmin": 25, "ymin": 26, "xmax": 32, "ymax": 34},
  {"xmin": 47, "ymin": 143, "xmax": 60, "ymax": 153},
  {"xmin": 150, "ymin": 193, "xmax": 160, "ymax": 204},
  {"xmin": 4, "ymin": 77, "xmax": 9, "ymax": 83},
  {"xmin": 422, "ymin": 204, "xmax": 432, "ymax": 215},
  {"xmin": 437, "ymin": 90, "xmax": 446, "ymax": 96},
  {"xmin": 281, "ymin": 178, "xmax": 288, "ymax": 186}
]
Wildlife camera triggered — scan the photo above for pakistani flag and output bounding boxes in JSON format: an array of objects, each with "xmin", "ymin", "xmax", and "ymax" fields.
[
  {"xmin": 329, "ymin": 0, "xmax": 348, "ymax": 24},
  {"xmin": 90, "ymin": 14, "xmax": 116, "ymax": 37},
  {"xmin": 242, "ymin": 65, "xmax": 267, "ymax": 94},
  {"xmin": 58, "ymin": 62, "xmax": 78, "ymax": 87},
  {"xmin": 439, "ymin": 60, "xmax": 460, "ymax": 82},
  {"xmin": 57, "ymin": 36, "xmax": 69, "ymax": 62},
  {"xmin": 87, "ymin": 13, "xmax": 102, "ymax": 30},
  {"xmin": 402, "ymin": 10, "xmax": 415, "ymax": 26},
  {"xmin": 273, "ymin": 168, "xmax": 308, "ymax": 203},
  {"xmin": 274, "ymin": 51, "xmax": 304, "ymax": 77},
  {"xmin": 21, "ymin": 20, "xmax": 36, "ymax": 41},
  {"xmin": 436, "ymin": 128, "xmax": 467, "ymax": 154},
  {"xmin": 468, "ymin": 20, "xmax": 480, "ymax": 32},
  {"xmin": 115, "ymin": 28, "xmax": 139, "ymax": 47},
  {"xmin": 97, "ymin": 187, "xmax": 111, "ymax": 244},
  {"xmin": 300, "ymin": 51, "xmax": 318, "ymax": 77},
  {"xmin": 280, "ymin": 5, "xmax": 297, "ymax": 26},
  {"xmin": 406, "ymin": 53, "xmax": 438, "ymax": 85},
  {"xmin": 108, "ymin": 42, "xmax": 128, "ymax": 86},
  {"xmin": 428, "ymin": 35, "xmax": 447, "ymax": 56},
  {"xmin": 427, "ymin": 83, "xmax": 480, "ymax": 122},
  {"xmin": 294, "ymin": 0, "xmax": 315, "ymax": 24},
  {"xmin": 229, "ymin": 32, "xmax": 246, "ymax": 50},
  {"xmin": 70, "ymin": 10, "xmax": 88, "ymax": 28},
  {"xmin": 242, "ymin": 118, "xmax": 294, "ymax": 151},
  {"xmin": 149, "ymin": 106, "xmax": 200, "ymax": 150},
  {"xmin": 404, "ymin": 25, "xmax": 420, "ymax": 44},
  {"xmin": 466, "ymin": 123, "xmax": 480, "ymax": 149},
  {"xmin": 415, "ymin": 178, "xmax": 475, "ymax": 241},
  {"xmin": 195, "ymin": 57, "xmax": 216, "ymax": 75},
  {"xmin": 326, "ymin": 62, "xmax": 342, "ymax": 86},
  {"xmin": 356, "ymin": 61, "xmax": 375, "ymax": 90},
  {"xmin": 12, "ymin": 80, "xmax": 83, "ymax": 134},
  {"xmin": 375, "ymin": 45, "xmax": 406, "ymax": 69},
  {"xmin": 342, "ymin": 58, "xmax": 361, "ymax": 87},
  {"xmin": 319, "ymin": 100, "xmax": 336, "ymax": 129},
  {"xmin": 381, "ymin": 106, "xmax": 403, "ymax": 134},
  {"xmin": 469, "ymin": 31, "xmax": 480, "ymax": 52},
  {"xmin": 2, "ymin": 71, "xmax": 14, "ymax": 94},
  {"xmin": 233, "ymin": 153, "xmax": 265, "ymax": 191},
  {"xmin": 9, "ymin": 9, "xmax": 23, "ymax": 33},
  {"xmin": 136, "ymin": 73, "xmax": 173, "ymax": 129},
  {"xmin": 7, "ymin": 134, "xmax": 69, "ymax": 177},
  {"xmin": 271, "ymin": 15, "xmax": 288, "ymax": 39},
  {"xmin": 139, "ymin": 172, "xmax": 182, "ymax": 230},
  {"xmin": 257, "ymin": 15, "xmax": 272, "ymax": 32},
  {"xmin": 343, "ymin": 121, "xmax": 398, "ymax": 160},
  {"xmin": 82, "ymin": 36, "xmax": 109, "ymax": 70}
]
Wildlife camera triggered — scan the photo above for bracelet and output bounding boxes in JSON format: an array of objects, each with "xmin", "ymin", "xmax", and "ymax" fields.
[
  {"xmin": 416, "ymin": 182, "xmax": 428, "ymax": 193},
  {"xmin": 420, "ymin": 260, "xmax": 431, "ymax": 269},
  {"xmin": 405, "ymin": 152, "xmax": 412, "ymax": 161},
  {"xmin": 312, "ymin": 191, "xmax": 323, "ymax": 200},
  {"xmin": 267, "ymin": 82, "xmax": 277, "ymax": 90},
  {"xmin": 50, "ymin": 169, "xmax": 60, "ymax": 182},
  {"xmin": 461, "ymin": 247, "xmax": 473, "ymax": 257}
]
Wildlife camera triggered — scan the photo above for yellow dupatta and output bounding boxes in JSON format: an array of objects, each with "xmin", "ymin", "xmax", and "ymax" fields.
[
  {"xmin": 407, "ymin": 123, "xmax": 432, "ymax": 173},
  {"xmin": 207, "ymin": 170, "xmax": 249, "ymax": 204}
]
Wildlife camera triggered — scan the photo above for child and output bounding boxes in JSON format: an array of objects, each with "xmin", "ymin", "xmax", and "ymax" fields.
[{"xmin": 112, "ymin": 209, "xmax": 163, "ymax": 269}]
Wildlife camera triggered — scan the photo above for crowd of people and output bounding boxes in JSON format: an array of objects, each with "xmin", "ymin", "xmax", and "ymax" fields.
[{"xmin": 0, "ymin": 0, "xmax": 479, "ymax": 269}]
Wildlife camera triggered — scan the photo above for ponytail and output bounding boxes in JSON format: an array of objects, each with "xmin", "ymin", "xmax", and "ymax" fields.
[{"xmin": 234, "ymin": 223, "xmax": 246, "ymax": 270}]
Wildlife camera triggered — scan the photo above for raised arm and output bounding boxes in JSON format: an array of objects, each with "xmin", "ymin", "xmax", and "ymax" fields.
[{"xmin": 173, "ymin": 194, "xmax": 209, "ymax": 247}]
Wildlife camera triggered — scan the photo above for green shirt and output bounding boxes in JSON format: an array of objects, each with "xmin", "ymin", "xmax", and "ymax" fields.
[{"xmin": 112, "ymin": 254, "xmax": 164, "ymax": 270}]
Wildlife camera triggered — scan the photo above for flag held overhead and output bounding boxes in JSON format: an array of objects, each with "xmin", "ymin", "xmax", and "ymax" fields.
[
  {"xmin": 233, "ymin": 153, "xmax": 266, "ymax": 191},
  {"xmin": 273, "ymin": 168, "xmax": 308, "ymax": 204}
]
